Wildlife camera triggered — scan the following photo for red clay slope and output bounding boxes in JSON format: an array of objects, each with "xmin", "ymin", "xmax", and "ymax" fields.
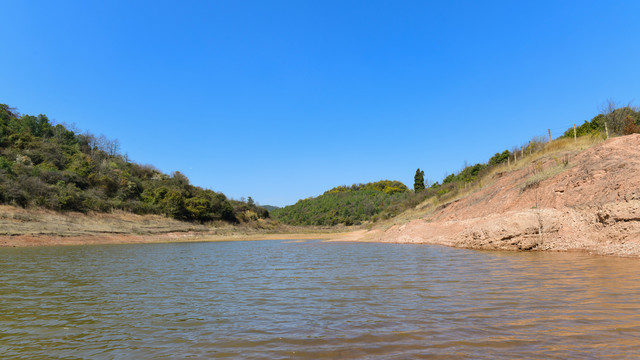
[{"xmin": 364, "ymin": 134, "xmax": 640, "ymax": 257}]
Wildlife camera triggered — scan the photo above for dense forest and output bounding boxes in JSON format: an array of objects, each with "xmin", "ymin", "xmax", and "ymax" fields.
[
  {"xmin": 271, "ymin": 180, "xmax": 411, "ymax": 225},
  {"xmin": 0, "ymin": 104, "xmax": 268, "ymax": 223}
]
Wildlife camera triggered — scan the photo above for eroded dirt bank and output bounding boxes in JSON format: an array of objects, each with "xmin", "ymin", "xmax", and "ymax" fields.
[
  {"xmin": 0, "ymin": 206, "xmax": 351, "ymax": 247},
  {"xmin": 0, "ymin": 231, "xmax": 353, "ymax": 247},
  {"xmin": 355, "ymin": 134, "xmax": 640, "ymax": 257}
]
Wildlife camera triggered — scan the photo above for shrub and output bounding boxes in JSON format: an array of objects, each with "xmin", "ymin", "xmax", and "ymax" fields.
[{"xmin": 0, "ymin": 103, "xmax": 254, "ymax": 224}]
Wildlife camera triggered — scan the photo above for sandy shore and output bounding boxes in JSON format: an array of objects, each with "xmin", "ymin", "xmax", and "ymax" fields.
[
  {"xmin": 0, "ymin": 204, "xmax": 361, "ymax": 247},
  {"xmin": 0, "ymin": 230, "xmax": 366, "ymax": 247}
]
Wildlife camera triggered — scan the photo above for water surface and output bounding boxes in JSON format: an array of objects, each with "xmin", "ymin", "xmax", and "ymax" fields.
[{"xmin": 1, "ymin": 240, "xmax": 640, "ymax": 359}]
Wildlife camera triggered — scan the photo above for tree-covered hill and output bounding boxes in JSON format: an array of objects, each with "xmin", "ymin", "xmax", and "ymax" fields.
[
  {"xmin": 261, "ymin": 205, "xmax": 280, "ymax": 212},
  {"xmin": 270, "ymin": 180, "xmax": 410, "ymax": 226},
  {"xmin": 0, "ymin": 104, "xmax": 268, "ymax": 223}
]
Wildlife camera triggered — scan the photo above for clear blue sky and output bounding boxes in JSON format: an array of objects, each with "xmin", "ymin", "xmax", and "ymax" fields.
[{"xmin": 2, "ymin": 1, "xmax": 640, "ymax": 206}]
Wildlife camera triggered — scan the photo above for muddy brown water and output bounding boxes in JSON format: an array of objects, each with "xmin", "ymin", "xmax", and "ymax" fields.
[{"xmin": 1, "ymin": 240, "xmax": 640, "ymax": 359}]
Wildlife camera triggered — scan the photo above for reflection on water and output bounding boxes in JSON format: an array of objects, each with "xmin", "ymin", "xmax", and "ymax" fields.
[{"xmin": 1, "ymin": 241, "xmax": 640, "ymax": 359}]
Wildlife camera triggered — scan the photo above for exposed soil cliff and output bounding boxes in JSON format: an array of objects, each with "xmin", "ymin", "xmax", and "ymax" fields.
[{"xmin": 360, "ymin": 134, "xmax": 640, "ymax": 257}]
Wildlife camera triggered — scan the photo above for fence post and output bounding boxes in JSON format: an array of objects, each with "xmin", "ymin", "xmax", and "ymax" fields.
[
  {"xmin": 548, "ymin": 128, "xmax": 551, "ymax": 143},
  {"xmin": 573, "ymin": 124, "xmax": 577, "ymax": 142}
]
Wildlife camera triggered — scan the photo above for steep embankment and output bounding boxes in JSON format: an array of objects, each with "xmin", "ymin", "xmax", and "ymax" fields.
[{"xmin": 359, "ymin": 134, "xmax": 640, "ymax": 257}]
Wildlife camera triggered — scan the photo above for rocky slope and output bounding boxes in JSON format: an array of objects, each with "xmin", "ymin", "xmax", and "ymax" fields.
[{"xmin": 360, "ymin": 134, "xmax": 640, "ymax": 257}]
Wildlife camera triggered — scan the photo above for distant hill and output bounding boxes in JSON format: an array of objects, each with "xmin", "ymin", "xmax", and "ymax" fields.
[
  {"xmin": 271, "ymin": 180, "xmax": 410, "ymax": 226},
  {"xmin": 0, "ymin": 104, "xmax": 268, "ymax": 223},
  {"xmin": 262, "ymin": 205, "xmax": 280, "ymax": 212}
]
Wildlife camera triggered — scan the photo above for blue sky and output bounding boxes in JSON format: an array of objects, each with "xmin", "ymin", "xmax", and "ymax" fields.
[{"xmin": 2, "ymin": 1, "xmax": 640, "ymax": 206}]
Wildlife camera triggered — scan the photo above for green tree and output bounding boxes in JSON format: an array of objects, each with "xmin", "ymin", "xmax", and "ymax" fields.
[
  {"xmin": 488, "ymin": 150, "xmax": 510, "ymax": 166},
  {"xmin": 162, "ymin": 190, "xmax": 187, "ymax": 219},
  {"xmin": 414, "ymin": 168, "xmax": 425, "ymax": 193},
  {"xmin": 271, "ymin": 180, "xmax": 410, "ymax": 226}
]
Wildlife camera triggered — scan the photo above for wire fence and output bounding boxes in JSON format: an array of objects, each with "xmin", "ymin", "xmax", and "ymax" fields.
[
  {"xmin": 517, "ymin": 122, "xmax": 582, "ymax": 148},
  {"xmin": 505, "ymin": 122, "xmax": 590, "ymax": 165}
]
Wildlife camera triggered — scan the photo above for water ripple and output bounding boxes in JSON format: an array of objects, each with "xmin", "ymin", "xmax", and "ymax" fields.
[{"xmin": 1, "ymin": 241, "xmax": 640, "ymax": 358}]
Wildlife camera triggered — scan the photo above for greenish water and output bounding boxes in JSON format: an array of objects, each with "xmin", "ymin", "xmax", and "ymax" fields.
[{"xmin": 1, "ymin": 240, "xmax": 640, "ymax": 359}]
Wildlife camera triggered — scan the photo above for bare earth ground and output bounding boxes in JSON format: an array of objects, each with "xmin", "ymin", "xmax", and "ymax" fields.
[
  {"xmin": 341, "ymin": 134, "xmax": 640, "ymax": 257},
  {"xmin": 0, "ymin": 206, "xmax": 352, "ymax": 247}
]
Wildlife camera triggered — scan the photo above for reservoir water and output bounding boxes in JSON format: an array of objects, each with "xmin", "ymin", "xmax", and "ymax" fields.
[{"xmin": 1, "ymin": 240, "xmax": 640, "ymax": 359}]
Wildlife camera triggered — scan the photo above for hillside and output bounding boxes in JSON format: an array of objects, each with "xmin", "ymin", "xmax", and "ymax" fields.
[
  {"xmin": 0, "ymin": 104, "xmax": 268, "ymax": 223},
  {"xmin": 271, "ymin": 180, "xmax": 411, "ymax": 225},
  {"xmin": 3, "ymin": 102, "xmax": 640, "ymax": 253},
  {"xmin": 354, "ymin": 134, "xmax": 640, "ymax": 257},
  {"xmin": 277, "ymin": 103, "xmax": 640, "ymax": 229}
]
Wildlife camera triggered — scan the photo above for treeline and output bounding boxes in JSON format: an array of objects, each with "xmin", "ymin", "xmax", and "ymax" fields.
[
  {"xmin": 562, "ymin": 103, "xmax": 640, "ymax": 138},
  {"xmin": 0, "ymin": 104, "xmax": 268, "ymax": 223},
  {"xmin": 428, "ymin": 149, "xmax": 511, "ymax": 193},
  {"xmin": 271, "ymin": 180, "xmax": 411, "ymax": 226}
]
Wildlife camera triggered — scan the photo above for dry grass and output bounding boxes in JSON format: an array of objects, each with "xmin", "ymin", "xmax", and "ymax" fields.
[
  {"xmin": 484, "ymin": 135, "xmax": 602, "ymax": 178},
  {"xmin": 0, "ymin": 206, "xmax": 206, "ymax": 237},
  {"xmin": 376, "ymin": 135, "xmax": 604, "ymax": 229},
  {"xmin": 521, "ymin": 162, "xmax": 573, "ymax": 192},
  {"xmin": 0, "ymin": 205, "xmax": 358, "ymax": 241}
]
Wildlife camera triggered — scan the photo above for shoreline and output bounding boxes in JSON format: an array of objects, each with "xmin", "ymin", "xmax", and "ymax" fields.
[
  {"xmin": 0, "ymin": 204, "xmax": 361, "ymax": 248},
  {"xmin": 3, "ymin": 226, "xmax": 639, "ymax": 258},
  {"xmin": 0, "ymin": 230, "xmax": 366, "ymax": 248}
]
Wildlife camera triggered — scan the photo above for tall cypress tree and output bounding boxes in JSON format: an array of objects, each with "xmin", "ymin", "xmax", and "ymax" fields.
[{"xmin": 414, "ymin": 168, "xmax": 425, "ymax": 192}]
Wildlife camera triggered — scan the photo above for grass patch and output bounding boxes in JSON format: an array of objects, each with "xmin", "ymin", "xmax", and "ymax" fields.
[
  {"xmin": 380, "ymin": 135, "xmax": 603, "ymax": 228},
  {"xmin": 521, "ymin": 162, "xmax": 573, "ymax": 192}
]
